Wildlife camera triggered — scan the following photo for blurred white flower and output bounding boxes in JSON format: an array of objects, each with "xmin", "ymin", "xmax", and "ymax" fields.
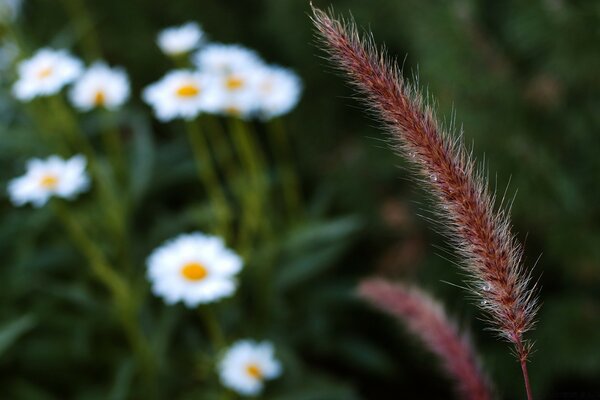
[
  {"xmin": 211, "ymin": 64, "xmax": 263, "ymax": 119},
  {"xmin": 157, "ymin": 22, "xmax": 203, "ymax": 56},
  {"xmin": 193, "ymin": 43, "xmax": 262, "ymax": 74},
  {"xmin": 0, "ymin": 0, "xmax": 23, "ymax": 22},
  {"xmin": 13, "ymin": 48, "xmax": 83, "ymax": 101},
  {"xmin": 69, "ymin": 62, "xmax": 130, "ymax": 112},
  {"xmin": 146, "ymin": 232, "xmax": 243, "ymax": 307},
  {"xmin": 143, "ymin": 70, "xmax": 219, "ymax": 121},
  {"xmin": 8, "ymin": 155, "xmax": 90, "ymax": 207},
  {"xmin": 255, "ymin": 65, "xmax": 302, "ymax": 119},
  {"xmin": 194, "ymin": 44, "xmax": 265, "ymax": 118},
  {"xmin": 219, "ymin": 340, "xmax": 282, "ymax": 396}
]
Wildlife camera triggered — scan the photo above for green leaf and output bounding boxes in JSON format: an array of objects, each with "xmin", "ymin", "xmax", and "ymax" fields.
[
  {"xmin": 108, "ymin": 358, "xmax": 135, "ymax": 400},
  {"xmin": 0, "ymin": 314, "xmax": 37, "ymax": 358},
  {"xmin": 128, "ymin": 111, "xmax": 156, "ymax": 204}
]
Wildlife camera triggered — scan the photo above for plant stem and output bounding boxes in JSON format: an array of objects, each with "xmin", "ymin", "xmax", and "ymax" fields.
[
  {"xmin": 61, "ymin": 0, "xmax": 101, "ymax": 60},
  {"xmin": 228, "ymin": 118, "xmax": 270, "ymax": 256},
  {"xmin": 267, "ymin": 118, "xmax": 302, "ymax": 222},
  {"xmin": 52, "ymin": 202, "xmax": 155, "ymax": 379},
  {"xmin": 199, "ymin": 307, "xmax": 225, "ymax": 350},
  {"xmin": 185, "ymin": 119, "xmax": 231, "ymax": 240},
  {"xmin": 101, "ymin": 110, "xmax": 126, "ymax": 182},
  {"xmin": 520, "ymin": 359, "xmax": 533, "ymax": 400}
]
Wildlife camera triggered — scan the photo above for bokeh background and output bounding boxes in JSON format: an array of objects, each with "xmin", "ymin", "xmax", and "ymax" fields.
[{"xmin": 1, "ymin": 0, "xmax": 600, "ymax": 399}]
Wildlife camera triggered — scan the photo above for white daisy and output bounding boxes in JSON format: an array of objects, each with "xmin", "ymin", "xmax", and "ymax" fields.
[
  {"xmin": 193, "ymin": 43, "xmax": 262, "ymax": 74},
  {"xmin": 157, "ymin": 22, "xmax": 204, "ymax": 56},
  {"xmin": 146, "ymin": 232, "xmax": 243, "ymax": 307},
  {"xmin": 210, "ymin": 65, "xmax": 263, "ymax": 119},
  {"xmin": 8, "ymin": 155, "xmax": 90, "ymax": 207},
  {"xmin": 69, "ymin": 62, "xmax": 130, "ymax": 112},
  {"xmin": 219, "ymin": 340, "xmax": 282, "ymax": 396},
  {"xmin": 13, "ymin": 48, "xmax": 83, "ymax": 101},
  {"xmin": 255, "ymin": 65, "xmax": 302, "ymax": 119},
  {"xmin": 142, "ymin": 70, "xmax": 219, "ymax": 121}
]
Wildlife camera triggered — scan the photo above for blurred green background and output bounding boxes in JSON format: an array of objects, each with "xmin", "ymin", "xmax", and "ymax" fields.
[{"xmin": 1, "ymin": 0, "xmax": 600, "ymax": 399}]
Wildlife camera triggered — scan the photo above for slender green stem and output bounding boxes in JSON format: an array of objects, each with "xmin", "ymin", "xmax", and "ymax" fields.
[
  {"xmin": 198, "ymin": 307, "xmax": 226, "ymax": 350},
  {"xmin": 101, "ymin": 110, "xmax": 126, "ymax": 182},
  {"xmin": 47, "ymin": 96, "xmax": 95, "ymax": 157},
  {"xmin": 52, "ymin": 201, "xmax": 155, "ymax": 379},
  {"xmin": 61, "ymin": 0, "xmax": 101, "ymax": 60},
  {"xmin": 202, "ymin": 116, "xmax": 238, "ymax": 191},
  {"xmin": 45, "ymin": 95, "xmax": 128, "ymax": 249},
  {"xmin": 267, "ymin": 118, "xmax": 302, "ymax": 222},
  {"xmin": 185, "ymin": 119, "xmax": 232, "ymax": 240},
  {"xmin": 228, "ymin": 119, "xmax": 267, "ymax": 255}
]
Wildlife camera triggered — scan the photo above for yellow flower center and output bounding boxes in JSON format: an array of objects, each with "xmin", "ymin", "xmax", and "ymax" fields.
[
  {"xmin": 246, "ymin": 363, "xmax": 263, "ymax": 379},
  {"xmin": 37, "ymin": 67, "xmax": 53, "ymax": 79},
  {"xmin": 94, "ymin": 90, "xmax": 106, "ymax": 106},
  {"xmin": 40, "ymin": 174, "xmax": 58, "ymax": 189},
  {"xmin": 225, "ymin": 106, "xmax": 241, "ymax": 116},
  {"xmin": 225, "ymin": 76, "xmax": 244, "ymax": 91},
  {"xmin": 181, "ymin": 262, "xmax": 208, "ymax": 281},
  {"xmin": 176, "ymin": 83, "xmax": 200, "ymax": 98}
]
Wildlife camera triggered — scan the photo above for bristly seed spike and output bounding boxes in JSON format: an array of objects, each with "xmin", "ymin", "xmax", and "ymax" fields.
[{"xmin": 311, "ymin": 7, "xmax": 539, "ymax": 400}]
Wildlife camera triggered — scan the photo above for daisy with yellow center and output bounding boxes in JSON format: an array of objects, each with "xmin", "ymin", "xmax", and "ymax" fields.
[
  {"xmin": 210, "ymin": 69, "xmax": 262, "ymax": 119},
  {"xmin": 69, "ymin": 62, "xmax": 130, "ymax": 112},
  {"xmin": 13, "ymin": 48, "xmax": 82, "ymax": 101},
  {"xmin": 219, "ymin": 340, "xmax": 282, "ymax": 396},
  {"xmin": 225, "ymin": 75, "xmax": 245, "ymax": 91},
  {"xmin": 175, "ymin": 82, "xmax": 201, "ymax": 98},
  {"xmin": 8, "ymin": 155, "xmax": 90, "ymax": 207},
  {"xmin": 146, "ymin": 232, "xmax": 243, "ymax": 307},
  {"xmin": 143, "ymin": 70, "xmax": 219, "ymax": 121}
]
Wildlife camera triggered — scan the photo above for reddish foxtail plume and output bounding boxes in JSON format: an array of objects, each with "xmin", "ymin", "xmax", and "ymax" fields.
[
  {"xmin": 311, "ymin": 6, "xmax": 538, "ymax": 399},
  {"xmin": 360, "ymin": 279, "xmax": 493, "ymax": 400}
]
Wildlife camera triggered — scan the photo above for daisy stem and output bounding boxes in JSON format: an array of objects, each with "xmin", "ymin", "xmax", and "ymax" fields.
[
  {"xmin": 62, "ymin": 0, "xmax": 102, "ymax": 61},
  {"xmin": 52, "ymin": 201, "xmax": 155, "ymax": 379},
  {"xmin": 201, "ymin": 116, "xmax": 238, "ymax": 196},
  {"xmin": 101, "ymin": 110, "xmax": 126, "ymax": 183},
  {"xmin": 45, "ymin": 95, "xmax": 129, "ymax": 258},
  {"xmin": 228, "ymin": 118, "xmax": 270, "ymax": 256},
  {"xmin": 48, "ymin": 95, "xmax": 95, "ymax": 157},
  {"xmin": 28, "ymin": 101, "xmax": 70, "ymax": 155},
  {"xmin": 267, "ymin": 118, "xmax": 302, "ymax": 223},
  {"xmin": 185, "ymin": 119, "xmax": 232, "ymax": 240},
  {"xmin": 52, "ymin": 201, "xmax": 128, "ymax": 299},
  {"xmin": 199, "ymin": 307, "xmax": 226, "ymax": 349}
]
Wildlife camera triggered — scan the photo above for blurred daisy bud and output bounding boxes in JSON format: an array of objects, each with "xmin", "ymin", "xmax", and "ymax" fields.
[
  {"xmin": 157, "ymin": 22, "xmax": 204, "ymax": 56},
  {"xmin": 255, "ymin": 65, "xmax": 302, "ymax": 120},
  {"xmin": 146, "ymin": 232, "xmax": 243, "ymax": 307},
  {"xmin": 8, "ymin": 155, "xmax": 90, "ymax": 207},
  {"xmin": 69, "ymin": 62, "xmax": 130, "ymax": 112},
  {"xmin": 193, "ymin": 43, "xmax": 262, "ymax": 74},
  {"xmin": 12, "ymin": 48, "xmax": 83, "ymax": 101},
  {"xmin": 219, "ymin": 340, "xmax": 282, "ymax": 396},
  {"xmin": 142, "ymin": 69, "xmax": 219, "ymax": 121}
]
